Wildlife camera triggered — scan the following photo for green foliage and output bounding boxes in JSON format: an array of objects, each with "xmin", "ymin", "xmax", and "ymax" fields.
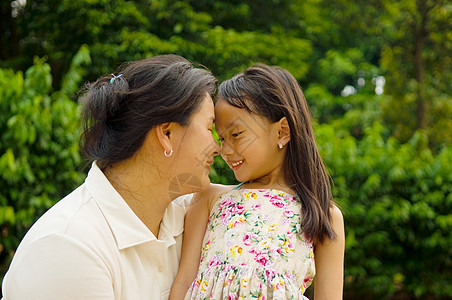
[
  {"xmin": 0, "ymin": 47, "xmax": 89, "ymax": 279},
  {"xmin": 316, "ymin": 122, "xmax": 452, "ymax": 298},
  {"xmin": 378, "ymin": 0, "xmax": 452, "ymax": 146}
]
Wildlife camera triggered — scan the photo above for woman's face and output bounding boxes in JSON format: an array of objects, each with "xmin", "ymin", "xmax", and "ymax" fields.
[{"xmin": 168, "ymin": 95, "xmax": 220, "ymax": 196}]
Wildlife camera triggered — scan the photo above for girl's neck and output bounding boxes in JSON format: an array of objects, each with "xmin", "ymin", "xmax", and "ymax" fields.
[{"xmin": 245, "ymin": 171, "xmax": 295, "ymax": 195}]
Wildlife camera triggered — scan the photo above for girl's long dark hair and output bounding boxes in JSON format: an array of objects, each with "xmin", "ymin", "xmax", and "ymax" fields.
[{"xmin": 218, "ymin": 64, "xmax": 335, "ymax": 243}]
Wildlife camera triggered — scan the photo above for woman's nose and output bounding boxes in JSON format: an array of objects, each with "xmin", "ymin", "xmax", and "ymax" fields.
[{"xmin": 212, "ymin": 139, "xmax": 220, "ymax": 156}]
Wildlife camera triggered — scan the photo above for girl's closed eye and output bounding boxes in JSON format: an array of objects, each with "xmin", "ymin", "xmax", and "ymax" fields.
[{"xmin": 232, "ymin": 131, "xmax": 243, "ymax": 138}]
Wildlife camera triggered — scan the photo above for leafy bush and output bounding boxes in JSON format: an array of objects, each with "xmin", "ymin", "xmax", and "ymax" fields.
[
  {"xmin": 0, "ymin": 47, "xmax": 90, "ymax": 282},
  {"xmin": 316, "ymin": 122, "xmax": 452, "ymax": 299}
]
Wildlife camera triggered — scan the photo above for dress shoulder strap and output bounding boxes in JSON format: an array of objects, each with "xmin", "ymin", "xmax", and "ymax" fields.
[{"xmin": 232, "ymin": 182, "xmax": 245, "ymax": 190}]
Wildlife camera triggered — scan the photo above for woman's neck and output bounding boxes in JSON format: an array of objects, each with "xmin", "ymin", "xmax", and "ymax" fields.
[{"xmin": 104, "ymin": 159, "xmax": 172, "ymax": 238}]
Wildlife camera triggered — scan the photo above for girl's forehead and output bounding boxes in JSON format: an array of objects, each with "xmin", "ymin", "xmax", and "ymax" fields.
[{"xmin": 215, "ymin": 109, "xmax": 269, "ymax": 133}]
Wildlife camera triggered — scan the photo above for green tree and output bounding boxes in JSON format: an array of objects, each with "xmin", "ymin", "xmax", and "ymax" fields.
[
  {"xmin": 0, "ymin": 46, "xmax": 90, "ymax": 282},
  {"xmin": 379, "ymin": 0, "xmax": 452, "ymax": 147}
]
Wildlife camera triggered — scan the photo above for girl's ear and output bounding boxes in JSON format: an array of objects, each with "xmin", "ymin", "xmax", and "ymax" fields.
[
  {"xmin": 277, "ymin": 117, "xmax": 291, "ymax": 147},
  {"xmin": 155, "ymin": 122, "xmax": 174, "ymax": 153}
]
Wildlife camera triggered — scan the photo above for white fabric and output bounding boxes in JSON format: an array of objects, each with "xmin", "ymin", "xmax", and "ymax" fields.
[{"xmin": 2, "ymin": 162, "xmax": 191, "ymax": 300}]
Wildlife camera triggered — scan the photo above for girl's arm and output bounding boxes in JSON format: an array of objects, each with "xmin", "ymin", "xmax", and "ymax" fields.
[
  {"xmin": 169, "ymin": 184, "xmax": 228, "ymax": 300},
  {"xmin": 313, "ymin": 204, "xmax": 345, "ymax": 300}
]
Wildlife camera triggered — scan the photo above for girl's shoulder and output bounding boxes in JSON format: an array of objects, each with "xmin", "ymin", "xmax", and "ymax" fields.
[
  {"xmin": 191, "ymin": 183, "xmax": 236, "ymax": 212},
  {"xmin": 206, "ymin": 183, "xmax": 237, "ymax": 210}
]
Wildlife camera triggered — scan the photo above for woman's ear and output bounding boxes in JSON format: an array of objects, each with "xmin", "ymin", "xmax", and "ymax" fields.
[
  {"xmin": 277, "ymin": 117, "xmax": 291, "ymax": 147},
  {"xmin": 155, "ymin": 122, "xmax": 174, "ymax": 153}
]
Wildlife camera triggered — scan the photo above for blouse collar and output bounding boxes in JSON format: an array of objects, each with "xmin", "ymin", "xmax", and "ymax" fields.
[{"xmin": 85, "ymin": 161, "xmax": 187, "ymax": 250}]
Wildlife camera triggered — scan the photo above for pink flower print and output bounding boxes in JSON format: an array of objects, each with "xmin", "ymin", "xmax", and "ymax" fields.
[
  {"xmin": 282, "ymin": 241, "xmax": 295, "ymax": 253},
  {"xmin": 243, "ymin": 233, "xmax": 253, "ymax": 246},
  {"xmin": 219, "ymin": 199, "xmax": 234, "ymax": 209},
  {"xmin": 270, "ymin": 246, "xmax": 281, "ymax": 260},
  {"xmin": 265, "ymin": 269, "xmax": 276, "ymax": 281},
  {"xmin": 254, "ymin": 252, "xmax": 270, "ymax": 266},
  {"xmin": 275, "ymin": 280, "xmax": 286, "ymax": 291},
  {"xmin": 209, "ymin": 258, "xmax": 221, "ymax": 267},
  {"xmin": 220, "ymin": 210, "xmax": 233, "ymax": 222},
  {"xmin": 228, "ymin": 215, "xmax": 246, "ymax": 228},
  {"xmin": 225, "ymin": 278, "xmax": 233, "ymax": 287},
  {"xmin": 285, "ymin": 272, "xmax": 296, "ymax": 283},
  {"xmin": 231, "ymin": 204, "xmax": 245, "ymax": 214},
  {"xmin": 304, "ymin": 276, "xmax": 312, "ymax": 283},
  {"xmin": 270, "ymin": 197, "xmax": 287, "ymax": 209},
  {"xmin": 283, "ymin": 210, "xmax": 294, "ymax": 218},
  {"xmin": 204, "ymin": 240, "xmax": 211, "ymax": 252},
  {"xmin": 247, "ymin": 232, "xmax": 259, "ymax": 244},
  {"xmin": 228, "ymin": 294, "xmax": 237, "ymax": 300},
  {"xmin": 225, "ymin": 264, "xmax": 236, "ymax": 271},
  {"xmin": 252, "ymin": 204, "xmax": 262, "ymax": 211},
  {"xmin": 194, "ymin": 277, "xmax": 201, "ymax": 287}
]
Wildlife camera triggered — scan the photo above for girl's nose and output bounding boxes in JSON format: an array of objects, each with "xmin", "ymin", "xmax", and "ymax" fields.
[{"xmin": 220, "ymin": 140, "xmax": 234, "ymax": 157}]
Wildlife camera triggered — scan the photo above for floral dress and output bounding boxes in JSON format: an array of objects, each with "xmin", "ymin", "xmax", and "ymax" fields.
[{"xmin": 185, "ymin": 187, "xmax": 315, "ymax": 300}]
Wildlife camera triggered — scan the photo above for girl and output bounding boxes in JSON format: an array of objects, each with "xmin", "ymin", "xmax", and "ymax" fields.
[{"xmin": 170, "ymin": 64, "xmax": 345, "ymax": 299}]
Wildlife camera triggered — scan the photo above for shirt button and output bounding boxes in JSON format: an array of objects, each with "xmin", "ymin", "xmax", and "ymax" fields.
[{"xmin": 158, "ymin": 266, "xmax": 164, "ymax": 273}]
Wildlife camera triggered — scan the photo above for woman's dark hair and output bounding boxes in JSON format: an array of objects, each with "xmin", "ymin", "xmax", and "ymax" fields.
[
  {"xmin": 79, "ymin": 54, "xmax": 216, "ymax": 169},
  {"xmin": 218, "ymin": 64, "xmax": 335, "ymax": 243}
]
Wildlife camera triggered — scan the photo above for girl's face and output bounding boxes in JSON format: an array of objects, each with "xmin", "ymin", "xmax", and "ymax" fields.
[{"xmin": 214, "ymin": 98, "xmax": 287, "ymax": 184}]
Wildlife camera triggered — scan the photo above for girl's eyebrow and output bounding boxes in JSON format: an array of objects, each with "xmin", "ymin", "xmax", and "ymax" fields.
[{"xmin": 223, "ymin": 119, "xmax": 239, "ymax": 129}]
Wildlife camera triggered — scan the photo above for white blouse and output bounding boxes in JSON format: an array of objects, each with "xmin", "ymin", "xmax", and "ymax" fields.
[{"xmin": 2, "ymin": 162, "xmax": 190, "ymax": 300}]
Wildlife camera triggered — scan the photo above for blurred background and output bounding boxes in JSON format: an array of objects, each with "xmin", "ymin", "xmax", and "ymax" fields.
[{"xmin": 0, "ymin": 0, "xmax": 451, "ymax": 298}]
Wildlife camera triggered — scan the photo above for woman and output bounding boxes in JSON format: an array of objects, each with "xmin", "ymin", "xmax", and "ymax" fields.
[{"xmin": 1, "ymin": 54, "xmax": 220, "ymax": 299}]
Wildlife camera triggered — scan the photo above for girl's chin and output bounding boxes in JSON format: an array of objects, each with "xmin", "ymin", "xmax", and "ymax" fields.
[{"xmin": 233, "ymin": 173, "xmax": 249, "ymax": 183}]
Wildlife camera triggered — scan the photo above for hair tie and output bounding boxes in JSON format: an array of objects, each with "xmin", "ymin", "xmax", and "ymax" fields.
[{"xmin": 110, "ymin": 73, "xmax": 123, "ymax": 83}]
